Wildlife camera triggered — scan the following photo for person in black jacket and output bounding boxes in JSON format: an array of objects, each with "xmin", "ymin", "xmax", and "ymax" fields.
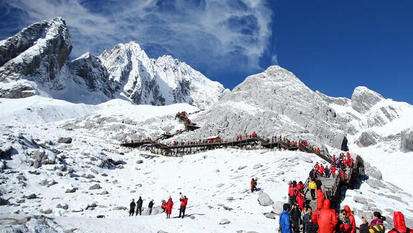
[
  {"xmin": 290, "ymin": 204, "xmax": 302, "ymax": 233},
  {"xmin": 129, "ymin": 199, "xmax": 136, "ymax": 216},
  {"xmin": 136, "ymin": 196, "xmax": 143, "ymax": 215},
  {"xmin": 359, "ymin": 216, "xmax": 369, "ymax": 233},
  {"xmin": 303, "ymin": 206, "xmax": 313, "ymax": 233},
  {"xmin": 148, "ymin": 199, "xmax": 154, "ymax": 215}
]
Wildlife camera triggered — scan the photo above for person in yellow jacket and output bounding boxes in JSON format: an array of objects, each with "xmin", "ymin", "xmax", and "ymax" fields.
[{"xmin": 308, "ymin": 180, "xmax": 317, "ymax": 200}]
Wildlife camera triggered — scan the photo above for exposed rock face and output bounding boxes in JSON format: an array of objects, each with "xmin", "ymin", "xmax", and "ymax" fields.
[
  {"xmin": 0, "ymin": 17, "xmax": 71, "ymax": 97},
  {"xmin": 356, "ymin": 131, "xmax": 381, "ymax": 147},
  {"xmin": 183, "ymin": 66, "xmax": 350, "ymax": 148},
  {"xmin": 69, "ymin": 52, "xmax": 114, "ymax": 97},
  {"xmin": 100, "ymin": 42, "xmax": 225, "ymax": 109},
  {"xmin": 351, "ymin": 86, "xmax": 383, "ymax": 113},
  {"xmin": 401, "ymin": 128, "xmax": 413, "ymax": 152}
]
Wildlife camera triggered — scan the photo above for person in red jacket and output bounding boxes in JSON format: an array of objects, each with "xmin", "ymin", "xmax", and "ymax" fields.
[
  {"xmin": 288, "ymin": 182, "xmax": 297, "ymax": 204},
  {"xmin": 296, "ymin": 192, "xmax": 305, "ymax": 212},
  {"xmin": 316, "ymin": 182, "xmax": 325, "ymax": 210},
  {"xmin": 339, "ymin": 209, "xmax": 352, "ymax": 233},
  {"xmin": 330, "ymin": 165, "xmax": 337, "ymax": 177},
  {"xmin": 316, "ymin": 199, "xmax": 338, "ymax": 233},
  {"xmin": 389, "ymin": 211, "xmax": 412, "ymax": 233},
  {"xmin": 165, "ymin": 197, "xmax": 173, "ymax": 218},
  {"xmin": 296, "ymin": 181, "xmax": 305, "ymax": 193},
  {"xmin": 343, "ymin": 205, "xmax": 356, "ymax": 233},
  {"xmin": 178, "ymin": 196, "xmax": 188, "ymax": 218},
  {"xmin": 318, "ymin": 164, "xmax": 325, "ymax": 177}
]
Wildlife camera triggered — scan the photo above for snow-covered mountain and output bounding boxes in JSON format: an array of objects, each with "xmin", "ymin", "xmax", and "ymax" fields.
[
  {"xmin": 0, "ymin": 18, "xmax": 225, "ymax": 108},
  {"xmin": 100, "ymin": 42, "xmax": 225, "ymax": 109},
  {"xmin": 177, "ymin": 66, "xmax": 350, "ymax": 148}
]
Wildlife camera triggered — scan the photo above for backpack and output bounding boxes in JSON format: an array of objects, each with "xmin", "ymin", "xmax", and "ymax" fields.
[{"xmin": 369, "ymin": 224, "xmax": 384, "ymax": 233}]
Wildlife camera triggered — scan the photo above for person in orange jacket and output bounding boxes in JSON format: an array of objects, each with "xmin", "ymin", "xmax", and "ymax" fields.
[
  {"xmin": 388, "ymin": 211, "xmax": 412, "ymax": 233},
  {"xmin": 316, "ymin": 199, "xmax": 338, "ymax": 233},
  {"xmin": 343, "ymin": 205, "xmax": 356, "ymax": 233}
]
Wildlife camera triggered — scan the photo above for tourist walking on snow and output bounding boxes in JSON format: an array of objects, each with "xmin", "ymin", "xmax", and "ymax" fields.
[
  {"xmin": 179, "ymin": 195, "xmax": 188, "ymax": 218},
  {"xmin": 250, "ymin": 178, "xmax": 258, "ymax": 192},
  {"xmin": 165, "ymin": 197, "xmax": 173, "ymax": 218},
  {"xmin": 129, "ymin": 199, "xmax": 136, "ymax": 216},
  {"xmin": 136, "ymin": 196, "xmax": 143, "ymax": 215},
  {"xmin": 279, "ymin": 203, "xmax": 292, "ymax": 233},
  {"xmin": 148, "ymin": 199, "xmax": 154, "ymax": 215}
]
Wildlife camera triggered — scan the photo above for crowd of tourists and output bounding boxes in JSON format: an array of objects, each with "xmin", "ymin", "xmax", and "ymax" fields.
[{"xmin": 129, "ymin": 193, "xmax": 189, "ymax": 219}]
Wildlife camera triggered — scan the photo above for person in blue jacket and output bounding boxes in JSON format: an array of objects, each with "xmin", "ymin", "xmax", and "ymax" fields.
[{"xmin": 279, "ymin": 203, "xmax": 292, "ymax": 233}]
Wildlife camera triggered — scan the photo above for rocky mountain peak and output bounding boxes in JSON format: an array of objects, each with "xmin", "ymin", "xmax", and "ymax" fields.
[
  {"xmin": 0, "ymin": 17, "xmax": 72, "ymax": 98},
  {"xmin": 351, "ymin": 86, "xmax": 384, "ymax": 113}
]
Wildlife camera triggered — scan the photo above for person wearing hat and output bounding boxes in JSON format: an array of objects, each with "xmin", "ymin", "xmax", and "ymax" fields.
[{"xmin": 367, "ymin": 211, "xmax": 385, "ymax": 233}]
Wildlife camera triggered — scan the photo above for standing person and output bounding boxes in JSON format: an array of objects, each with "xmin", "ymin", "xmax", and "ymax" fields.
[
  {"xmin": 388, "ymin": 211, "xmax": 412, "ymax": 233},
  {"xmin": 308, "ymin": 179, "xmax": 317, "ymax": 200},
  {"xmin": 179, "ymin": 195, "xmax": 188, "ymax": 218},
  {"xmin": 324, "ymin": 166, "xmax": 331, "ymax": 178},
  {"xmin": 343, "ymin": 205, "xmax": 356, "ymax": 233},
  {"xmin": 161, "ymin": 200, "xmax": 167, "ymax": 212},
  {"xmin": 279, "ymin": 203, "xmax": 292, "ymax": 233},
  {"xmin": 316, "ymin": 199, "xmax": 338, "ymax": 233},
  {"xmin": 296, "ymin": 191, "xmax": 305, "ymax": 212},
  {"xmin": 359, "ymin": 216, "xmax": 369, "ymax": 233},
  {"xmin": 288, "ymin": 182, "xmax": 296, "ymax": 204},
  {"xmin": 148, "ymin": 200, "xmax": 154, "ymax": 215},
  {"xmin": 316, "ymin": 182, "xmax": 325, "ymax": 211},
  {"xmin": 250, "ymin": 178, "xmax": 257, "ymax": 192},
  {"xmin": 297, "ymin": 181, "xmax": 305, "ymax": 193},
  {"xmin": 302, "ymin": 207, "xmax": 313, "ymax": 233},
  {"xmin": 136, "ymin": 196, "xmax": 143, "ymax": 215},
  {"xmin": 339, "ymin": 210, "xmax": 351, "ymax": 233},
  {"xmin": 129, "ymin": 199, "xmax": 136, "ymax": 216},
  {"xmin": 369, "ymin": 211, "xmax": 385, "ymax": 233},
  {"xmin": 290, "ymin": 204, "xmax": 302, "ymax": 233},
  {"xmin": 165, "ymin": 197, "xmax": 173, "ymax": 218}
]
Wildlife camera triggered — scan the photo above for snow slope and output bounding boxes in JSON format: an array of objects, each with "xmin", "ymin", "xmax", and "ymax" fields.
[{"xmin": 1, "ymin": 95, "xmax": 413, "ymax": 233}]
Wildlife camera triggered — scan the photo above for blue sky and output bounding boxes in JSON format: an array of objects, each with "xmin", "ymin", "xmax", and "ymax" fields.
[{"xmin": 1, "ymin": 0, "xmax": 412, "ymax": 103}]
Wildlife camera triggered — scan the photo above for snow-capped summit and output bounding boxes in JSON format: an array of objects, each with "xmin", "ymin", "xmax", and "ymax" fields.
[
  {"xmin": 100, "ymin": 41, "xmax": 226, "ymax": 109},
  {"xmin": 182, "ymin": 65, "xmax": 349, "ymax": 148},
  {"xmin": 0, "ymin": 19, "xmax": 225, "ymax": 108},
  {"xmin": 351, "ymin": 86, "xmax": 384, "ymax": 113}
]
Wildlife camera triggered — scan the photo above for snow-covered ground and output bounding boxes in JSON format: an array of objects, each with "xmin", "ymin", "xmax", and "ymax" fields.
[{"xmin": 1, "ymin": 96, "xmax": 413, "ymax": 233}]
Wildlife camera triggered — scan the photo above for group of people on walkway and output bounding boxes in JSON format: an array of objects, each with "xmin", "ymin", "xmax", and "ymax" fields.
[
  {"xmin": 130, "ymin": 193, "xmax": 188, "ymax": 219},
  {"xmin": 280, "ymin": 201, "xmax": 411, "ymax": 233}
]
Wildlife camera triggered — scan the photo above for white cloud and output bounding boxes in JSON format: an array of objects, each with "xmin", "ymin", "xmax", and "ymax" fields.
[{"xmin": 7, "ymin": 0, "xmax": 275, "ymax": 81}]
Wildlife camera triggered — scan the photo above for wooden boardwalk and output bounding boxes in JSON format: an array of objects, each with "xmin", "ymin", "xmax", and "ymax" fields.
[{"xmin": 121, "ymin": 137, "xmax": 331, "ymax": 161}]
